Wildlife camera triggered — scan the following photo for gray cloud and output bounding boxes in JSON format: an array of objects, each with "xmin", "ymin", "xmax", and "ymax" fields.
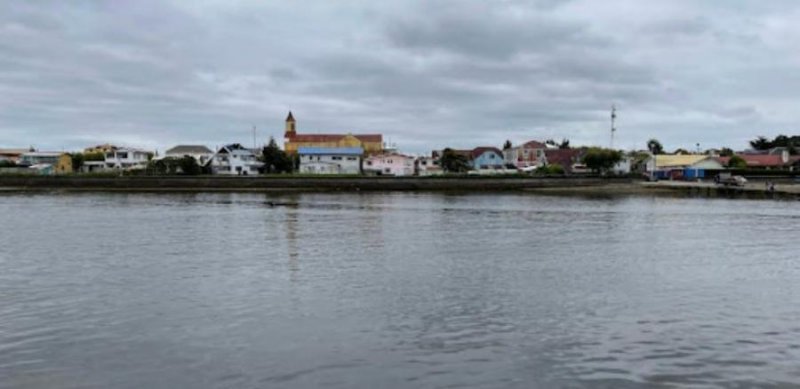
[{"xmin": 1, "ymin": 0, "xmax": 799, "ymax": 153}]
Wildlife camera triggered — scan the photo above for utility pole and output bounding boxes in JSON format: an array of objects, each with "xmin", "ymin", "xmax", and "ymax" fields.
[
  {"xmin": 252, "ymin": 125, "xmax": 257, "ymax": 150},
  {"xmin": 610, "ymin": 104, "xmax": 617, "ymax": 149}
]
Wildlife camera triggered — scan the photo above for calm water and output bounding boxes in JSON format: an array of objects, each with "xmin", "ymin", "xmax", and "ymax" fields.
[{"xmin": 1, "ymin": 192, "xmax": 799, "ymax": 388}]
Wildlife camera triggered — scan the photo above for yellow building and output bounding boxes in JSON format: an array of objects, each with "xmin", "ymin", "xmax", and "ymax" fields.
[{"xmin": 282, "ymin": 112, "xmax": 383, "ymax": 155}]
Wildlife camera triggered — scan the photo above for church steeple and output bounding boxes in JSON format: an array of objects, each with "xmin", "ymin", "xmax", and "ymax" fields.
[{"xmin": 284, "ymin": 111, "xmax": 296, "ymax": 138}]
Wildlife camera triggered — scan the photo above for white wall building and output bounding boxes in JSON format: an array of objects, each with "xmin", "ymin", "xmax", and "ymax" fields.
[
  {"xmin": 415, "ymin": 156, "xmax": 443, "ymax": 176},
  {"xmin": 298, "ymin": 147, "xmax": 362, "ymax": 175},
  {"xmin": 104, "ymin": 148, "xmax": 150, "ymax": 170},
  {"xmin": 363, "ymin": 153, "xmax": 415, "ymax": 176},
  {"xmin": 208, "ymin": 144, "xmax": 264, "ymax": 175}
]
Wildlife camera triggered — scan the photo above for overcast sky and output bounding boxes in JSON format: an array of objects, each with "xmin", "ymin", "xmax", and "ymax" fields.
[{"xmin": 1, "ymin": 1, "xmax": 799, "ymax": 153}]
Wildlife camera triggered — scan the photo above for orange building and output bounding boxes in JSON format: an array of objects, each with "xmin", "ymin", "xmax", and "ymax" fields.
[{"xmin": 282, "ymin": 112, "xmax": 383, "ymax": 155}]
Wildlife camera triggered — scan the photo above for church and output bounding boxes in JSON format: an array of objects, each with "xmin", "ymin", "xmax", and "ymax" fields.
[{"xmin": 282, "ymin": 112, "xmax": 384, "ymax": 155}]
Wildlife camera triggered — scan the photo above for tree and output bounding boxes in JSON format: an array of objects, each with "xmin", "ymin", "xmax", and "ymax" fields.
[
  {"xmin": 440, "ymin": 148, "xmax": 471, "ymax": 173},
  {"xmin": 582, "ymin": 147, "xmax": 623, "ymax": 174},
  {"xmin": 503, "ymin": 140, "xmax": 512, "ymax": 150},
  {"xmin": 260, "ymin": 137, "xmax": 293, "ymax": 174},
  {"xmin": 70, "ymin": 153, "xmax": 85, "ymax": 172},
  {"xmin": 727, "ymin": 155, "xmax": 747, "ymax": 169},
  {"xmin": 536, "ymin": 164, "xmax": 565, "ymax": 176},
  {"xmin": 750, "ymin": 136, "xmax": 771, "ymax": 150},
  {"xmin": 177, "ymin": 156, "xmax": 201, "ymax": 175},
  {"xmin": 673, "ymin": 148, "xmax": 690, "ymax": 155},
  {"xmin": 559, "ymin": 138, "xmax": 570, "ymax": 149},
  {"xmin": 0, "ymin": 160, "xmax": 16, "ymax": 168},
  {"xmin": 647, "ymin": 139, "xmax": 664, "ymax": 154},
  {"xmin": 719, "ymin": 147, "xmax": 734, "ymax": 157}
]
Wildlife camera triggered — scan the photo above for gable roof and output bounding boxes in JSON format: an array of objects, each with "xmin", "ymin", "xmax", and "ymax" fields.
[
  {"xmin": 653, "ymin": 155, "xmax": 715, "ymax": 168},
  {"xmin": 544, "ymin": 149, "xmax": 580, "ymax": 168},
  {"xmin": 522, "ymin": 140, "xmax": 547, "ymax": 149},
  {"xmin": 717, "ymin": 155, "xmax": 788, "ymax": 167},
  {"xmin": 165, "ymin": 145, "xmax": 213, "ymax": 155},
  {"xmin": 471, "ymin": 147, "xmax": 503, "ymax": 159}
]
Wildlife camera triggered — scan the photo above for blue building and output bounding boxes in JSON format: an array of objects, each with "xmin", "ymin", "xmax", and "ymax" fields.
[{"xmin": 470, "ymin": 147, "xmax": 505, "ymax": 171}]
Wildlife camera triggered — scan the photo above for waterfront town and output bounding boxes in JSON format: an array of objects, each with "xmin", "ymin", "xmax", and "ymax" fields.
[{"xmin": 1, "ymin": 112, "xmax": 799, "ymax": 180}]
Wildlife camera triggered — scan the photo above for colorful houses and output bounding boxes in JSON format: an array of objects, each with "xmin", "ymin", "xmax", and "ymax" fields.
[
  {"xmin": 19, "ymin": 152, "xmax": 73, "ymax": 174},
  {"xmin": 207, "ymin": 144, "xmax": 263, "ymax": 176},
  {"xmin": 283, "ymin": 112, "xmax": 383, "ymax": 155},
  {"xmin": 363, "ymin": 153, "xmax": 415, "ymax": 176},
  {"xmin": 298, "ymin": 147, "xmax": 362, "ymax": 175}
]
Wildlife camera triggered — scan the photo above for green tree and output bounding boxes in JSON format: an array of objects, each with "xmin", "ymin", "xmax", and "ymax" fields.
[
  {"xmin": 559, "ymin": 138, "xmax": 570, "ymax": 149},
  {"xmin": 536, "ymin": 164, "xmax": 565, "ymax": 175},
  {"xmin": 178, "ymin": 156, "xmax": 201, "ymax": 175},
  {"xmin": 582, "ymin": 147, "xmax": 623, "ymax": 174},
  {"xmin": 750, "ymin": 136, "xmax": 771, "ymax": 150},
  {"xmin": 673, "ymin": 148, "xmax": 690, "ymax": 155},
  {"xmin": 0, "ymin": 160, "xmax": 16, "ymax": 168},
  {"xmin": 70, "ymin": 153, "xmax": 85, "ymax": 172},
  {"xmin": 727, "ymin": 155, "xmax": 747, "ymax": 169},
  {"xmin": 719, "ymin": 147, "xmax": 734, "ymax": 157},
  {"xmin": 440, "ymin": 148, "xmax": 471, "ymax": 173},
  {"xmin": 260, "ymin": 137, "xmax": 293, "ymax": 174},
  {"xmin": 503, "ymin": 140, "xmax": 512, "ymax": 150},
  {"xmin": 647, "ymin": 139, "xmax": 664, "ymax": 154}
]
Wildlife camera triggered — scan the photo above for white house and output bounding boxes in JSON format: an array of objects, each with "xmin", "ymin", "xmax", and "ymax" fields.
[
  {"xmin": 503, "ymin": 140, "xmax": 547, "ymax": 169},
  {"xmin": 164, "ymin": 145, "xmax": 214, "ymax": 165},
  {"xmin": 415, "ymin": 156, "xmax": 443, "ymax": 176},
  {"xmin": 104, "ymin": 147, "xmax": 151, "ymax": 170},
  {"xmin": 207, "ymin": 144, "xmax": 264, "ymax": 176},
  {"xmin": 298, "ymin": 147, "xmax": 362, "ymax": 175},
  {"xmin": 363, "ymin": 153, "xmax": 415, "ymax": 176}
]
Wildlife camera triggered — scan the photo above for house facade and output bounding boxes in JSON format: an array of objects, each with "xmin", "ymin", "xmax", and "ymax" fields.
[
  {"xmin": 415, "ymin": 156, "xmax": 443, "ymax": 176},
  {"xmin": 0, "ymin": 149, "xmax": 29, "ymax": 163},
  {"xmin": 104, "ymin": 148, "xmax": 151, "ymax": 170},
  {"xmin": 363, "ymin": 153, "xmax": 415, "ymax": 176},
  {"xmin": 164, "ymin": 145, "xmax": 214, "ymax": 165},
  {"xmin": 298, "ymin": 147, "xmax": 362, "ymax": 175},
  {"xmin": 503, "ymin": 140, "xmax": 547, "ymax": 168},
  {"xmin": 19, "ymin": 152, "xmax": 73, "ymax": 174},
  {"xmin": 207, "ymin": 144, "xmax": 264, "ymax": 175},
  {"xmin": 283, "ymin": 112, "xmax": 383, "ymax": 155},
  {"xmin": 471, "ymin": 147, "xmax": 505, "ymax": 171}
]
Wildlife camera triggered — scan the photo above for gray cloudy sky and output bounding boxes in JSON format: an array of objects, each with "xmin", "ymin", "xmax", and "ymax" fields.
[{"xmin": 1, "ymin": 0, "xmax": 798, "ymax": 153}]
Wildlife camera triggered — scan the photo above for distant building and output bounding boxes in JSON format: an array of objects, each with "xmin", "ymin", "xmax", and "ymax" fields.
[
  {"xmin": 84, "ymin": 144, "xmax": 119, "ymax": 154},
  {"xmin": 19, "ymin": 152, "xmax": 73, "ymax": 174},
  {"xmin": 0, "ymin": 148, "xmax": 30, "ymax": 163},
  {"xmin": 164, "ymin": 145, "xmax": 214, "ymax": 165},
  {"xmin": 104, "ymin": 147, "xmax": 151, "ymax": 170},
  {"xmin": 298, "ymin": 147, "xmax": 362, "ymax": 175},
  {"xmin": 503, "ymin": 141, "xmax": 547, "ymax": 168},
  {"xmin": 542, "ymin": 149, "xmax": 582, "ymax": 173},
  {"xmin": 415, "ymin": 156, "xmax": 443, "ymax": 176},
  {"xmin": 647, "ymin": 154, "xmax": 724, "ymax": 180},
  {"xmin": 207, "ymin": 144, "xmax": 264, "ymax": 176},
  {"xmin": 717, "ymin": 152, "xmax": 790, "ymax": 170},
  {"xmin": 470, "ymin": 147, "xmax": 505, "ymax": 171},
  {"xmin": 283, "ymin": 112, "xmax": 383, "ymax": 155},
  {"xmin": 363, "ymin": 153, "xmax": 415, "ymax": 176}
]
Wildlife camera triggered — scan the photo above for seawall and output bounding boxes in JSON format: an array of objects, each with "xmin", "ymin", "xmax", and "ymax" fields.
[{"xmin": 0, "ymin": 175, "xmax": 633, "ymax": 192}]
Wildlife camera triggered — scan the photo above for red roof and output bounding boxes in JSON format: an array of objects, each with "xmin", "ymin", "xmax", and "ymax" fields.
[
  {"xmin": 522, "ymin": 140, "xmax": 547, "ymax": 149},
  {"xmin": 471, "ymin": 147, "xmax": 503, "ymax": 159},
  {"xmin": 717, "ymin": 155, "xmax": 787, "ymax": 167},
  {"xmin": 544, "ymin": 149, "xmax": 580, "ymax": 169},
  {"xmin": 288, "ymin": 133, "xmax": 383, "ymax": 143}
]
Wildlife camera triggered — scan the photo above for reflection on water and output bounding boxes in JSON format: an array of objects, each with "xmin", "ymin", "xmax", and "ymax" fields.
[{"xmin": 1, "ymin": 192, "xmax": 800, "ymax": 388}]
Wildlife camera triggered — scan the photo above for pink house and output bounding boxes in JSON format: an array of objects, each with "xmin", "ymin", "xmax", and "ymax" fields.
[{"xmin": 363, "ymin": 153, "xmax": 415, "ymax": 176}]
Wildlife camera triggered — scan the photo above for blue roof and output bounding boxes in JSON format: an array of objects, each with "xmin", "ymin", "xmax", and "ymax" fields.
[{"xmin": 298, "ymin": 147, "xmax": 363, "ymax": 156}]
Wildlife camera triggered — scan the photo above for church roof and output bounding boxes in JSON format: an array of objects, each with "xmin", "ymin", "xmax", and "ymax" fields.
[{"xmin": 289, "ymin": 133, "xmax": 383, "ymax": 143}]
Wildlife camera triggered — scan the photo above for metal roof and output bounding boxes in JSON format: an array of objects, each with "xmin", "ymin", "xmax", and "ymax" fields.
[{"xmin": 298, "ymin": 147, "xmax": 363, "ymax": 155}]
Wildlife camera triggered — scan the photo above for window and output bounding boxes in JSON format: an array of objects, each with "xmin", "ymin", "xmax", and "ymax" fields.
[
  {"xmin": 366, "ymin": 161, "xmax": 373, "ymax": 166},
  {"xmin": 332, "ymin": 156, "xmax": 342, "ymax": 160},
  {"xmin": 118, "ymin": 152, "xmax": 128, "ymax": 159},
  {"xmin": 347, "ymin": 157, "xmax": 356, "ymax": 161}
]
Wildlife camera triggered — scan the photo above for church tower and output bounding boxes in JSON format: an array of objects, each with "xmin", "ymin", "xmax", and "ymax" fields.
[{"xmin": 284, "ymin": 111, "xmax": 296, "ymax": 138}]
